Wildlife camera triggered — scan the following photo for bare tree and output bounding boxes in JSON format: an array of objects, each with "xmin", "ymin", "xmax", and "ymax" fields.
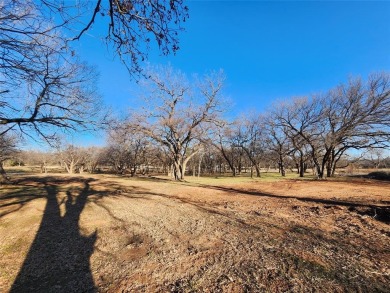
[
  {"xmin": 105, "ymin": 122, "xmax": 150, "ymax": 176},
  {"xmin": 57, "ymin": 144, "xmax": 88, "ymax": 174},
  {"xmin": 1, "ymin": 0, "xmax": 188, "ymax": 77},
  {"xmin": 366, "ymin": 148, "xmax": 387, "ymax": 169},
  {"xmin": 1, "ymin": 37, "xmax": 102, "ymax": 142},
  {"xmin": 146, "ymin": 145, "xmax": 173, "ymax": 175},
  {"xmin": 1, "ymin": 1, "xmax": 103, "ymax": 143},
  {"xmin": 231, "ymin": 115, "xmax": 265, "ymax": 177},
  {"xmin": 271, "ymin": 73, "xmax": 390, "ymax": 179},
  {"xmin": 199, "ymin": 146, "xmax": 224, "ymax": 175},
  {"xmin": 37, "ymin": 0, "xmax": 189, "ymax": 75},
  {"xmin": 0, "ymin": 1, "xmax": 62, "ymax": 82},
  {"xmin": 133, "ymin": 66, "xmax": 225, "ymax": 180},
  {"xmin": 318, "ymin": 74, "xmax": 390, "ymax": 177},
  {"xmin": 271, "ymin": 97, "xmax": 324, "ymax": 177},
  {"xmin": 0, "ymin": 134, "xmax": 17, "ymax": 183},
  {"xmin": 2, "ymin": 0, "xmax": 189, "ymax": 146},
  {"xmin": 208, "ymin": 122, "xmax": 240, "ymax": 176},
  {"xmin": 83, "ymin": 147, "xmax": 105, "ymax": 173},
  {"xmin": 263, "ymin": 116, "xmax": 292, "ymax": 177}
]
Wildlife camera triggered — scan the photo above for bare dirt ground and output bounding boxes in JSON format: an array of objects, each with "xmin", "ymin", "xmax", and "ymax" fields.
[{"xmin": 1, "ymin": 173, "xmax": 389, "ymax": 292}]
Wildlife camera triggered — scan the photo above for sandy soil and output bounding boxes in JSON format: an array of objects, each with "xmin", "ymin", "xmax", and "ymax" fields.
[{"xmin": 1, "ymin": 174, "xmax": 389, "ymax": 292}]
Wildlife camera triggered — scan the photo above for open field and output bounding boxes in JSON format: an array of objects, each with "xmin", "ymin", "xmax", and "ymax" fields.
[{"xmin": 1, "ymin": 173, "xmax": 389, "ymax": 292}]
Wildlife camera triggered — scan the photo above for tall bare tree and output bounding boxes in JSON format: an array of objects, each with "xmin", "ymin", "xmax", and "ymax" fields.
[{"xmin": 133, "ymin": 66, "xmax": 225, "ymax": 180}]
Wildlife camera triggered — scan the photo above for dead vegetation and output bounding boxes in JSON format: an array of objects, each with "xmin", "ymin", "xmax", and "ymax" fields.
[{"xmin": 0, "ymin": 174, "xmax": 389, "ymax": 292}]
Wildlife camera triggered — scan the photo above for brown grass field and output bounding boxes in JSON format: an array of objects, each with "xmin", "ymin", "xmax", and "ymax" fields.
[{"xmin": 0, "ymin": 172, "xmax": 389, "ymax": 292}]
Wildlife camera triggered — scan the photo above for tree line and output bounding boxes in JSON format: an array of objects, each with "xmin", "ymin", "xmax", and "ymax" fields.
[
  {"xmin": 4, "ymin": 69, "xmax": 390, "ymax": 181},
  {"xmin": 105, "ymin": 69, "xmax": 390, "ymax": 180}
]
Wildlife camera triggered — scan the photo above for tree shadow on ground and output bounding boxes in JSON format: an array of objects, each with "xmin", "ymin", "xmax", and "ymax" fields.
[
  {"xmin": 195, "ymin": 184, "xmax": 390, "ymax": 224},
  {"xmin": 9, "ymin": 176, "xmax": 106, "ymax": 293}
]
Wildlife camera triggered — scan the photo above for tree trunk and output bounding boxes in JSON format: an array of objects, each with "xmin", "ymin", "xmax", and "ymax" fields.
[
  {"xmin": 171, "ymin": 156, "xmax": 185, "ymax": 180},
  {"xmin": 254, "ymin": 164, "xmax": 261, "ymax": 177},
  {"xmin": 299, "ymin": 158, "xmax": 305, "ymax": 177},
  {"xmin": 326, "ymin": 162, "xmax": 332, "ymax": 178},
  {"xmin": 64, "ymin": 162, "xmax": 70, "ymax": 174},
  {"xmin": 279, "ymin": 154, "xmax": 286, "ymax": 177},
  {"xmin": 179, "ymin": 162, "xmax": 185, "ymax": 180},
  {"xmin": 311, "ymin": 152, "xmax": 323, "ymax": 179},
  {"xmin": 130, "ymin": 165, "xmax": 137, "ymax": 177},
  {"xmin": 198, "ymin": 153, "xmax": 204, "ymax": 178},
  {"xmin": 242, "ymin": 148, "xmax": 260, "ymax": 177},
  {"xmin": 0, "ymin": 162, "xmax": 10, "ymax": 184},
  {"xmin": 218, "ymin": 146, "xmax": 236, "ymax": 176}
]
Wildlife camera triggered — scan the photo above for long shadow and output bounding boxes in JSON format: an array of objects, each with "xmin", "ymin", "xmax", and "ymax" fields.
[
  {"xmin": 194, "ymin": 183, "xmax": 390, "ymax": 224},
  {"xmin": 10, "ymin": 177, "xmax": 100, "ymax": 293}
]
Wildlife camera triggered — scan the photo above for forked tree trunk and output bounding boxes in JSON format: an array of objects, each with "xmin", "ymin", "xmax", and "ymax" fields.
[
  {"xmin": 64, "ymin": 160, "xmax": 76, "ymax": 174},
  {"xmin": 171, "ymin": 150, "xmax": 200, "ymax": 181}
]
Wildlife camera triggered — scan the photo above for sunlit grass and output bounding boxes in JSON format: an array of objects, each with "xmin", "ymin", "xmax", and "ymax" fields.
[
  {"xmin": 168, "ymin": 171, "xmax": 317, "ymax": 186},
  {"xmin": 4, "ymin": 166, "xmax": 64, "ymax": 174},
  {"xmin": 108, "ymin": 170, "xmax": 318, "ymax": 187}
]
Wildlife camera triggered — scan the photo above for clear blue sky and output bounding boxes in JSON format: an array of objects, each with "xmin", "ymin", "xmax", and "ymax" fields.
[{"xmin": 73, "ymin": 0, "xmax": 390, "ymax": 146}]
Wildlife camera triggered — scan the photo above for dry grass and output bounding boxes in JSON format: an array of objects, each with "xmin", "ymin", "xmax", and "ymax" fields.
[{"xmin": 1, "ymin": 173, "xmax": 389, "ymax": 292}]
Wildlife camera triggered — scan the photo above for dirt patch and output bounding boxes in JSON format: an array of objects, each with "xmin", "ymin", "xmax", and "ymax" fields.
[{"xmin": 1, "ymin": 174, "xmax": 389, "ymax": 292}]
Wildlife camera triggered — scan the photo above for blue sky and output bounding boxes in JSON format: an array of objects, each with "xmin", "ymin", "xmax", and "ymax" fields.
[{"xmin": 73, "ymin": 0, "xmax": 390, "ymax": 146}]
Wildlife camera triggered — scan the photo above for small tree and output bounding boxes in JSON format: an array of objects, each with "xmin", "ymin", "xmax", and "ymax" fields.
[
  {"xmin": 231, "ymin": 115, "xmax": 265, "ymax": 177},
  {"xmin": 0, "ymin": 135, "xmax": 18, "ymax": 183},
  {"xmin": 105, "ymin": 123, "xmax": 150, "ymax": 176},
  {"xmin": 209, "ymin": 122, "xmax": 239, "ymax": 176},
  {"xmin": 263, "ymin": 116, "xmax": 293, "ymax": 177}
]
